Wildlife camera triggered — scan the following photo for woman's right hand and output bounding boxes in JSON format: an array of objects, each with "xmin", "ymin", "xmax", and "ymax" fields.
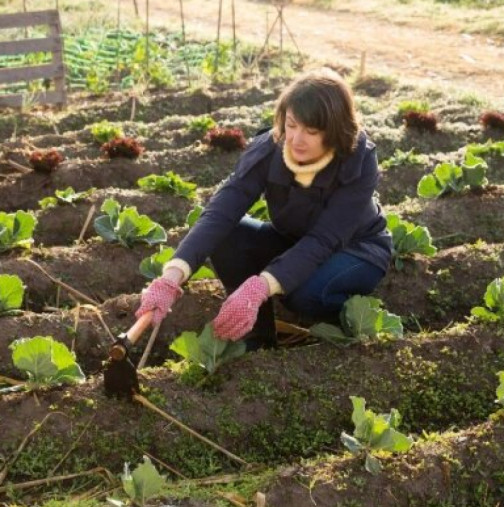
[{"xmin": 135, "ymin": 268, "xmax": 184, "ymax": 324}]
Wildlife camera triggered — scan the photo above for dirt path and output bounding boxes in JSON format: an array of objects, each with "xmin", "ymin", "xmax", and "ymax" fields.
[{"xmin": 148, "ymin": 0, "xmax": 504, "ymax": 103}]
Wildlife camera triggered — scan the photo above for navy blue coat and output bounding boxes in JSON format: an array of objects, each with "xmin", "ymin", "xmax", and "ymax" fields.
[{"xmin": 174, "ymin": 130, "xmax": 392, "ymax": 294}]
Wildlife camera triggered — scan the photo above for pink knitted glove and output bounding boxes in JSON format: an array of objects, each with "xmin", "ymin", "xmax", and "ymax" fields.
[
  {"xmin": 135, "ymin": 276, "xmax": 183, "ymax": 325},
  {"xmin": 213, "ymin": 275, "xmax": 270, "ymax": 341}
]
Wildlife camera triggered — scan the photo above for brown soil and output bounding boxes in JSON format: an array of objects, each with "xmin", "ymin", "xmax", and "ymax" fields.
[
  {"xmin": 149, "ymin": 0, "xmax": 504, "ymax": 102},
  {"xmin": 1, "ymin": 323, "xmax": 503, "ymax": 504},
  {"xmin": 0, "ymin": 158, "xmax": 159, "ymax": 212},
  {"xmin": 376, "ymin": 242, "xmax": 504, "ymax": 331},
  {"xmin": 265, "ymin": 413, "xmax": 504, "ymax": 506},
  {"xmin": 0, "ymin": 289, "xmax": 223, "ymax": 377},
  {"xmin": 0, "ymin": 241, "xmax": 162, "ymax": 309},
  {"xmin": 2, "ymin": 13, "xmax": 504, "ymax": 501},
  {"xmin": 34, "ymin": 188, "xmax": 192, "ymax": 246},
  {"xmin": 387, "ymin": 185, "xmax": 504, "ymax": 247},
  {"xmin": 0, "ymin": 146, "xmax": 243, "ymax": 212}
]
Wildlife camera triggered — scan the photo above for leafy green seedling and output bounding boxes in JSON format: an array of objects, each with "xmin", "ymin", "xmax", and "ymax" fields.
[
  {"xmin": 170, "ymin": 323, "xmax": 246, "ymax": 375},
  {"xmin": 386, "ymin": 213, "xmax": 437, "ymax": 269},
  {"xmin": 471, "ymin": 277, "xmax": 504, "ymax": 323},
  {"xmin": 188, "ymin": 115, "xmax": 217, "ymax": 134},
  {"xmin": 248, "ymin": 199, "xmax": 270, "ymax": 221},
  {"xmin": 466, "ymin": 140, "xmax": 504, "ymax": 158},
  {"xmin": 137, "ymin": 171, "xmax": 197, "ymax": 200},
  {"xmin": 417, "ymin": 152, "xmax": 488, "ymax": 199},
  {"xmin": 186, "ymin": 204, "xmax": 203, "ymax": 227},
  {"xmin": 121, "ymin": 456, "xmax": 166, "ymax": 507},
  {"xmin": 397, "ymin": 100, "xmax": 430, "ymax": 115},
  {"xmin": 260, "ymin": 108, "xmax": 275, "ymax": 127},
  {"xmin": 0, "ymin": 210, "xmax": 37, "ymax": 252},
  {"xmin": 381, "ymin": 148, "xmax": 428, "ymax": 169},
  {"xmin": 139, "ymin": 246, "xmax": 215, "ymax": 280},
  {"xmin": 310, "ymin": 295, "xmax": 403, "ymax": 346},
  {"xmin": 0, "ymin": 274, "xmax": 24, "ymax": 316},
  {"xmin": 90, "ymin": 120, "xmax": 124, "ymax": 144},
  {"xmin": 201, "ymin": 41, "xmax": 235, "ymax": 82},
  {"xmin": 497, "ymin": 372, "xmax": 504, "ymax": 406},
  {"xmin": 341, "ymin": 396, "xmax": 413, "ymax": 475},
  {"xmin": 39, "ymin": 187, "xmax": 96, "ymax": 209},
  {"xmin": 94, "ymin": 198, "xmax": 166, "ymax": 248},
  {"xmin": 10, "ymin": 336, "xmax": 85, "ymax": 389}
]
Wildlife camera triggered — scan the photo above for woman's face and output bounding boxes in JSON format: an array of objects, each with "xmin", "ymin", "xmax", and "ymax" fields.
[{"xmin": 284, "ymin": 108, "xmax": 328, "ymax": 165}]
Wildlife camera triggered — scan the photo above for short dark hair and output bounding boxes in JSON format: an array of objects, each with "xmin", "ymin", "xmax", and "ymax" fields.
[{"xmin": 273, "ymin": 68, "xmax": 359, "ymax": 156}]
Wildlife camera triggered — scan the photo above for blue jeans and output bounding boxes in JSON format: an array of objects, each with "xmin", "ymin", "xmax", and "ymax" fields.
[{"xmin": 210, "ymin": 216, "xmax": 385, "ymax": 349}]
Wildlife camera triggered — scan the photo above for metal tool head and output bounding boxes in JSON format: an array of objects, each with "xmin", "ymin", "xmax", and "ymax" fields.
[
  {"xmin": 103, "ymin": 336, "xmax": 139, "ymax": 399},
  {"xmin": 103, "ymin": 356, "xmax": 140, "ymax": 399}
]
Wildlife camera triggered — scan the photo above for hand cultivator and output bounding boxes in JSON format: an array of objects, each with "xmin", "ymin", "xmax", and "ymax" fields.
[
  {"xmin": 102, "ymin": 311, "xmax": 248, "ymax": 467},
  {"xmin": 103, "ymin": 311, "xmax": 154, "ymax": 398}
]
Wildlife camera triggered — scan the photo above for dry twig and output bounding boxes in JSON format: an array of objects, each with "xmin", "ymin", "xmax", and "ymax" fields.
[
  {"xmin": 23, "ymin": 258, "xmax": 99, "ymax": 306},
  {"xmin": 0, "ymin": 412, "xmax": 64, "ymax": 486},
  {"xmin": 49, "ymin": 413, "xmax": 97, "ymax": 476},
  {"xmin": 132, "ymin": 444, "xmax": 187, "ymax": 479},
  {"xmin": 0, "ymin": 467, "xmax": 116, "ymax": 493},
  {"xmin": 217, "ymin": 491, "xmax": 247, "ymax": 507},
  {"xmin": 0, "ymin": 375, "xmax": 24, "ymax": 386},
  {"xmin": 5, "ymin": 158, "xmax": 31, "ymax": 174},
  {"xmin": 133, "ymin": 394, "xmax": 248, "ymax": 467},
  {"xmin": 137, "ymin": 322, "xmax": 161, "ymax": 369},
  {"xmin": 78, "ymin": 304, "xmax": 116, "ymax": 343},
  {"xmin": 77, "ymin": 204, "xmax": 96, "ymax": 244}
]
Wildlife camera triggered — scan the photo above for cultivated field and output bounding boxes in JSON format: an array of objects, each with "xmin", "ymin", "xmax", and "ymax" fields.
[{"xmin": 1, "ymin": 1, "xmax": 504, "ymax": 506}]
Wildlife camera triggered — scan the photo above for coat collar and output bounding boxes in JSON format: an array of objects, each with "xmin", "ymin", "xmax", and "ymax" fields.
[
  {"xmin": 235, "ymin": 130, "xmax": 277, "ymax": 175},
  {"xmin": 337, "ymin": 130, "xmax": 372, "ymax": 185},
  {"xmin": 267, "ymin": 131, "xmax": 372, "ymax": 188}
]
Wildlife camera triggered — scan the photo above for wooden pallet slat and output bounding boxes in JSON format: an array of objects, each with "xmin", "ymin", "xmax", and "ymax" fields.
[
  {"xmin": 0, "ymin": 89, "xmax": 65, "ymax": 108},
  {"xmin": 0, "ymin": 62, "xmax": 63, "ymax": 84},
  {"xmin": 0, "ymin": 9, "xmax": 66, "ymax": 109},
  {"xmin": 0, "ymin": 37, "xmax": 60, "ymax": 56},
  {"xmin": 0, "ymin": 10, "xmax": 57, "ymax": 30}
]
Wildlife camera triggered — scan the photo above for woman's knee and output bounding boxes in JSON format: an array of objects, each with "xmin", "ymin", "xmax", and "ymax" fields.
[
  {"xmin": 282, "ymin": 257, "xmax": 386, "ymax": 321},
  {"xmin": 320, "ymin": 263, "xmax": 385, "ymax": 307},
  {"xmin": 282, "ymin": 285, "xmax": 324, "ymax": 317}
]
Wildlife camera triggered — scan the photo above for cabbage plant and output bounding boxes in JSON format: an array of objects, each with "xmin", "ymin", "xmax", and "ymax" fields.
[
  {"xmin": 94, "ymin": 198, "xmax": 166, "ymax": 248},
  {"xmin": 341, "ymin": 396, "xmax": 413, "ymax": 475}
]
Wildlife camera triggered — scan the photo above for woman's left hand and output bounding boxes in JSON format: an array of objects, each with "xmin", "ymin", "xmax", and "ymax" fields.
[{"xmin": 213, "ymin": 275, "xmax": 270, "ymax": 341}]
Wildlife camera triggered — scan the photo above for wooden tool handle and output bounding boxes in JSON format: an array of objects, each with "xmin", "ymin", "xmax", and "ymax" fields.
[
  {"xmin": 127, "ymin": 311, "xmax": 154, "ymax": 344},
  {"xmin": 109, "ymin": 312, "xmax": 153, "ymax": 361}
]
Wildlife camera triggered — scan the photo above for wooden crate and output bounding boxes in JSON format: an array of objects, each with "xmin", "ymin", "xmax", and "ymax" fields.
[{"xmin": 0, "ymin": 10, "xmax": 66, "ymax": 108}]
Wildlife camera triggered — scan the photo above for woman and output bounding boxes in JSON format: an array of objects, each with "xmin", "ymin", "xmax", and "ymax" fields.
[{"xmin": 136, "ymin": 68, "xmax": 392, "ymax": 350}]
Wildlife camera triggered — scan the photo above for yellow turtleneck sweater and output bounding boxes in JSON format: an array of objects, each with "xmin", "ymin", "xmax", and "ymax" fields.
[{"xmin": 282, "ymin": 143, "xmax": 335, "ymax": 187}]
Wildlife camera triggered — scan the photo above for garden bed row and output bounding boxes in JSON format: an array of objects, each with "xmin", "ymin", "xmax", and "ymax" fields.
[
  {"xmin": 33, "ymin": 188, "xmax": 192, "ymax": 246},
  {"xmin": 0, "ymin": 147, "xmax": 240, "ymax": 211},
  {"xmin": 265, "ymin": 410, "xmax": 504, "ymax": 506},
  {"xmin": 0, "ymin": 289, "xmax": 222, "ymax": 377},
  {"xmin": 1, "ymin": 322, "xmax": 502, "ymax": 488},
  {"xmin": 1, "ymin": 239, "xmax": 502, "ymax": 330}
]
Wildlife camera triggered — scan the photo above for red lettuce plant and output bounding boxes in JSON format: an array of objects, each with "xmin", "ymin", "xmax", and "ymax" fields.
[
  {"xmin": 29, "ymin": 149, "xmax": 64, "ymax": 173},
  {"xmin": 204, "ymin": 127, "xmax": 246, "ymax": 151},
  {"xmin": 479, "ymin": 111, "xmax": 504, "ymax": 131},
  {"xmin": 101, "ymin": 137, "xmax": 144, "ymax": 159},
  {"xmin": 403, "ymin": 111, "xmax": 438, "ymax": 133}
]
